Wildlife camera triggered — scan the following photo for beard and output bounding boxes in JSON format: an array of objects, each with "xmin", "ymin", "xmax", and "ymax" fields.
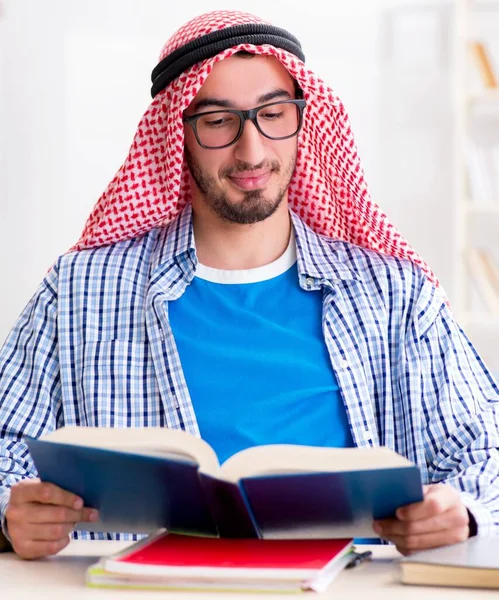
[{"xmin": 184, "ymin": 146, "xmax": 297, "ymax": 225}]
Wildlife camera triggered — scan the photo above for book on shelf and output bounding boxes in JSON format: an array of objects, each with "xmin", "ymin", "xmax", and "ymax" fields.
[
  {"xmin": 465, "ymin": 247, "xmax": 499, "ymax": 315},
  {"xmin": 86, "ymin": 530, "xmax": 355, "ymax": 593},
  {"xmin": 469, "ymin": 41, "xmax": 498, "ymax": 89},
  {"xmin": 25, "ymin": 426, "xmax": 423, "ymax": 539},
  {"xmin": 398, "ymin": 537, "xmax": 499, "ymax": 590}
]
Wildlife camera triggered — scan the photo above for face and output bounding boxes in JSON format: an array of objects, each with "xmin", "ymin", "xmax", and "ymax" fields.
[{"xmin": 183, "ymin": 55, "xmax": 300, "ymax": 225}]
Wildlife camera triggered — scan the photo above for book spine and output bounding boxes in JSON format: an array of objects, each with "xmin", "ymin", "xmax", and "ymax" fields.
[
  {"xmin": 469, "ymin": 41, "xmax": 498, "ymax": 89},
  {"xmin": 198, "ymin": 473, "xmax": 261, "ymax": 538}
]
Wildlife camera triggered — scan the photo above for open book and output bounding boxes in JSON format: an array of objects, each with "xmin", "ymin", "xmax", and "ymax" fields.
[{"xmin": 26, "ymin": 426, "xmax": 423, "ymax": 539}]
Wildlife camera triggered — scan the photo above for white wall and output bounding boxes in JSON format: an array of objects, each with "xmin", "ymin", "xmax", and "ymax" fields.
[{"xmin": 0, "ymin": 0, "xmax": 459, "ymax": 343}]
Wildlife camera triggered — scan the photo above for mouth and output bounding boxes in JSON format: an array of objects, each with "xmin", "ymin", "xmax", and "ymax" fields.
[{"xmin": 227, "ymin": 170, "xmax": 272, "ymax": 191}]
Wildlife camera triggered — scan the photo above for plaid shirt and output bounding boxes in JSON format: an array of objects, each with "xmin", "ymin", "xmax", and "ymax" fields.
[{"xmin": 1, "ymin": 204, "xmax": 499, "ymax": 541}]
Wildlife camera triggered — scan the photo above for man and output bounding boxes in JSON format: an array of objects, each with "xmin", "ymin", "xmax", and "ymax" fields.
[{"xmin": 1, "ymin": 10, "xmax": 498, "ymax": 560}]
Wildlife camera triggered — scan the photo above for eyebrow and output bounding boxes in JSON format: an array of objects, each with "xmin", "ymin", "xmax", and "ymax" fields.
[{"xmin": 190, "ymin": 88, "xmax": 293, "ymax": 112}]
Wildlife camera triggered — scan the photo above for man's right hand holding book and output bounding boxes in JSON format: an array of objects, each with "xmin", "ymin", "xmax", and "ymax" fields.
[{"xmin": 3, "ymin": 479, "xmax": 99, "ymax": 559}]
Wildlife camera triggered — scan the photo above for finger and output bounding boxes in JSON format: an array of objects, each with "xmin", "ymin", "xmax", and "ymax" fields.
[
  {"xmin": 15, "ymin": 504, "xmax": 99, "ymax": 525},
  {"xmin": 386, "ymin": 526, "xmax": 469, "ymax": 556},
  {"xmin": 11, "ymin": 480, "xmax": 84, "ymax": 510},
  {"xmin": 374, "ymin": 505, "xmax": 469, "ymax": 537},
  {"xmin": 395, "ymin": 484, "xmax": 459, "ymax": 521},
  {"xmin": 13, "ymin": 536, "xmax": 71, "ymax": 561},
  {"xmin": 81, "ymin": 507, "xmax": 100, "ymax": 522},
  {"xmin": 28, "ymin": 522, "xmax": 76, "ymax": 542}
]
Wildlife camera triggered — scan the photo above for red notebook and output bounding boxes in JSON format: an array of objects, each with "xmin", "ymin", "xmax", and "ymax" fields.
[{"xmin": 96, "ymin": 531, "xmax": 354, "ymax": 593}]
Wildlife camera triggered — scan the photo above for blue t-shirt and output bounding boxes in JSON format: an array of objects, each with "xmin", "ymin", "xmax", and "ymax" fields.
[{"xmin": 169, "ymin": 234, "xmax": 354, "ymax": 465}]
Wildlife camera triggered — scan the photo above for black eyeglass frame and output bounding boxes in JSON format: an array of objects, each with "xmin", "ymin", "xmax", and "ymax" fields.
[{"xmin": 182, "ymin": 99, "xmax": 307, "ymax": 149}]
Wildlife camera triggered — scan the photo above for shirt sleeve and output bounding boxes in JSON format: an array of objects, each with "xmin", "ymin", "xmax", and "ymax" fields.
[
  {"xmin": 0, "ymin": 262, "xmax": 62, "ymax": 543},
  {"xmin": 408, "ymin": 274, "xmax": 499, "ymax": 536}
]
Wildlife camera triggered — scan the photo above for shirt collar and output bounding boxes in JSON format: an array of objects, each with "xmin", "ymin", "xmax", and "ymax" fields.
[
  {"xmin": 290, "ymin": 211, "xmax": 360, "ymax": 288},
  {"xmin": 150, "ymin": 203, "xmax": 196, "ymax": 280},
  {"xmin": 150, "ymin": 203, "xmax": 360, "ymax": 288}
]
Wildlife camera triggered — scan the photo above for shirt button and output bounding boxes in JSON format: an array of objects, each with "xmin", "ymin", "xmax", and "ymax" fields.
[
  {"xmin": 305, "ymin": 277, "xmax": 314, "ymax": 288},
  {"xmin": 363, "ymin": 430, "xmax": 373, "ymax": 441},
  {"xmin": 339, "ymin": 359, "xmax": 349, "ymax": 369}
]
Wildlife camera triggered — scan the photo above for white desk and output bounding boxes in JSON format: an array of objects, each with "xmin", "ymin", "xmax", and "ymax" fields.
[{"xmin": 0, "ymin": 542, "xmax": 496, "ymax": 599}]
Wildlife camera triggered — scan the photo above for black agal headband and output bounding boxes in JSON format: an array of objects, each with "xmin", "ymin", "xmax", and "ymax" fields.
[{"xmin": 150, "ymin": 23, "xmax": 305, "ymax": 98}]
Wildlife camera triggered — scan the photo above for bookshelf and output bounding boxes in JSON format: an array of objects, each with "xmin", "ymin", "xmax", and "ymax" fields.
[
  {"xmin": 454, "ymin": 0, "xmax": 499, "ymax": 344},
  {"xmin": 379, "ymin": 1, "xmax": 499, "ymax": 371}
]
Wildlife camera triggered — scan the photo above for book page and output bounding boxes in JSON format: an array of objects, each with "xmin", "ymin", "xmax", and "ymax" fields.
[
  {"xmin": 41, "ymin": 426, "xmax": 220, "ymax": 473},
  {"xmin": 217, "ymin": 445, "xmax": 413, "ymax": 483}
]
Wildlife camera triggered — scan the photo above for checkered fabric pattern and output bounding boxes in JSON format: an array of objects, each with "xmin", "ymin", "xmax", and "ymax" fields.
[
  {"xmin": 69, "ymin": 9, "xmax": 440, "ymax": 290},
  {"xmin": 1, "ymin": 206, "xmax": 499, "ymax": 541}
]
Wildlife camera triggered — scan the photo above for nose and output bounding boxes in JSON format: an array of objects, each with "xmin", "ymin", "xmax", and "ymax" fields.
[{"xmin": 233, "ymin": 118, "xmax": 267, "ymax": 166}]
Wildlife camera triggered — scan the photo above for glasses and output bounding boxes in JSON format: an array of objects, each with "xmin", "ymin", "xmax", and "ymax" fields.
[{"xmin": 183, "ymin": 99, "xmax": 306, "ymax": 149}]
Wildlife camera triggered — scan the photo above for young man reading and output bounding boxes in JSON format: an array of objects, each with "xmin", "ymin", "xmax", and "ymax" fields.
[{"xmin": 1, "ymin": 10, "xmax": 498, "ymax": 559}]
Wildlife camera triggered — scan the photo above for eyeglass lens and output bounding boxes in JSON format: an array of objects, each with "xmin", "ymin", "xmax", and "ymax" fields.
[{"xmin": 195, "ymin": 102, "xmax": 301, "ymax": 148}]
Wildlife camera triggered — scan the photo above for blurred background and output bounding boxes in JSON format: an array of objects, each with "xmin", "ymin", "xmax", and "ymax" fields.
[{"xmin": 0, "ymin": 0, "xmax": 498, "ymax": 372}]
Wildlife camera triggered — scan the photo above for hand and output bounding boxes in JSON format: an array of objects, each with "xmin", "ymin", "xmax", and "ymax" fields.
[
  {"xmin": 5, "ymin": 478, "xmax": 99, "ymax": 559},
  {"xmin": 372, "ymin": 484, "xmax": 470, "ymax": 555}
]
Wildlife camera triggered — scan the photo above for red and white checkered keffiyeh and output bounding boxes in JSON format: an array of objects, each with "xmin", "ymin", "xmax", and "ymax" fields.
[{"xmin": 70, "ymin": 9, "xmax": 439, "ymax": 289}]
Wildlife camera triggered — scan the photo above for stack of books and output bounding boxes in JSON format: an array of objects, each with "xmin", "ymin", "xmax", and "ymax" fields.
[{"xmin": 86, "ymin": 531, "xmax": 355, "ymax": 593}]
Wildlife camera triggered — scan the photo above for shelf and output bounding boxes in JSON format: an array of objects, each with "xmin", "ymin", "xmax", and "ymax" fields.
[{"xmin": 465, "ymin": 203, "xmax": 499, "ymax": 214}]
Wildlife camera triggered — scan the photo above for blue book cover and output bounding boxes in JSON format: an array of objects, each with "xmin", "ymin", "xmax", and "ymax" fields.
[
  {"xmin": 240, "ymin": 468, "xmax": 423, "ymax": 539},
  {"xmin": 26, "ymin": 438, "xmax": 219, "ymax": 536},
  {"xmin": 26, "ymin": 428, "xmax": 423, "ymax": 539}
]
